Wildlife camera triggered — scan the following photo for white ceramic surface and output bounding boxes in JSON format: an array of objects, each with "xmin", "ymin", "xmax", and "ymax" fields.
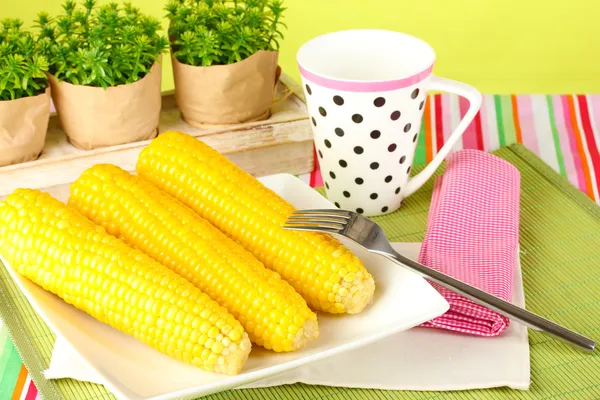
[
  {"xmin": 1, "ymin": 173, "xmax": 449, "ymax": 400},
  {"xmin": 297, "ymin": 30, "xmax": 482, "ymax": 216}
]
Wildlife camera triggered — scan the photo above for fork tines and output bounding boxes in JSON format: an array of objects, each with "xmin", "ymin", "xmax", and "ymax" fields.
[{"xmin": 283, "ymin": 209, "xmax": 355, "ymax": 233}]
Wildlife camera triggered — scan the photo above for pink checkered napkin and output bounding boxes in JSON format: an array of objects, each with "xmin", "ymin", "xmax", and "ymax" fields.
[{"xmin": 419, "ymin": 149, "xmax": 521, "ymax": 336}]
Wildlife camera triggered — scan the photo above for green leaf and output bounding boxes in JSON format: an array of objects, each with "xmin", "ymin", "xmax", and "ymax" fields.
[
  {"xmin": 167, "ymin": 0, "xmax": 286, "ymax": 66},
  {"xmin": 0, "ymin": 18, "xmax": 51, "ymax": 99},
  {"xmin": 33, "ymin": 0, "xmax": 168, "ymax": 88}
]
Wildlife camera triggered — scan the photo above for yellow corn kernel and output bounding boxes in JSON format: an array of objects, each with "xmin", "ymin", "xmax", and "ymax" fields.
[
  {"xmin": 69, "ymin": 164, "xmax": 318, "ymax": 352},
  {"xmin": 136, "ymin": 131, "xmax": 375, "ymax": 314},
  {"xmin": 0, "ymin": 189, "xmax": 250, "ymax": 375}
]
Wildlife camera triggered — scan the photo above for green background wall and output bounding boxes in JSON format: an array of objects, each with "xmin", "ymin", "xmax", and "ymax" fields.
[{"xmin": 5, "ymin": 0, "xmax": 599, "ymax": 93}]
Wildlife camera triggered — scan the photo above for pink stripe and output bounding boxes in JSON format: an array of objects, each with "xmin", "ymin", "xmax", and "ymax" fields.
[
  {"xmin": 24, "ymin": 380, "xmax": 37, "ymax": 400},
  {"xmin": 298, "ymin": 64, "xmax": 434, "ymax": 92},
  {"xmin": 430, "ymin": 94, "xmax": 439, "ymax": 155},
  {"xmin": 552, "ymin": 95, "xmax": 578, "ymax": 188},
  {"xmin": 559, "ymin": 95, "xmax": 587, "ymax": 191},
  {"xmin": 516, "ymin": 95, "xmax": 539, "ymax": 154},
  {"xmin": 588, "ymin": 95, "xmax": 600, "ymax": 143},
  {"xmin": 442, "ymin": 93, "xmax": 453, "ymax": 148},
  {"xmin": 479, "ymin": 96, "xmax": 491, "ymax": 151},
  {"xmin": 459, "ymin": 96, "xmax": 478, "ymax": 149},
  {"xmin": 310, "ymin": 170, "xmax": 323, "ymax": 188},
  {"xmin": 310, "ymin": 146, "xmax": 323, "ymax": 188}
]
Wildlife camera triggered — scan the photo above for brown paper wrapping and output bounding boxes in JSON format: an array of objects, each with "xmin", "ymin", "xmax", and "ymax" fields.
[
  {"xmin": 48, "ymin": 58, "xmax": 163, "ymax": 150},
  {"xmin": 172, "ymin": 50, "xmax": 280, "ymax": 126},
  {"xmin": 0, "ymin": 87, "xmax": 51, "ymax": 167}
]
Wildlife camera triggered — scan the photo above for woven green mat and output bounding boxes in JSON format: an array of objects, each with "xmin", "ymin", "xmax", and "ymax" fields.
[{"xmin": 1, "ymin": 144, "xmax": 599, "ymax": 400}]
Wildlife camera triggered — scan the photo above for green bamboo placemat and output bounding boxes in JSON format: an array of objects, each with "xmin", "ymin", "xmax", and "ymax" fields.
[{"xmin": 1, "ymin": 144, "xmax": 599, "ymax": 400}]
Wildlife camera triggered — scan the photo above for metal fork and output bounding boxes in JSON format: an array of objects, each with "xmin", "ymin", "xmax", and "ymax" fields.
[{"xmin": 284, "ymin": 209, "xmax": 596, "ymax": 352}]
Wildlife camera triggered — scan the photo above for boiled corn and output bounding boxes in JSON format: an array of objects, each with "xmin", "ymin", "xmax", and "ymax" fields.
[
  {"xmin": 0, "ymin": 189, "xmax": 251, "ymax": 375},
  {"xmin": 69, "ymin": 164, "xmax": 319, "ymax": 352},
  {"xmin": 137, "ymin": 131, "xmax": 376, "ymax": 314}
]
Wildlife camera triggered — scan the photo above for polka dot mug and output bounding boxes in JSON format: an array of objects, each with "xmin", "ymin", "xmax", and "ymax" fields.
[{"xmin": 297, "ymin": 29, "xmax": 482, "ymax": 216}]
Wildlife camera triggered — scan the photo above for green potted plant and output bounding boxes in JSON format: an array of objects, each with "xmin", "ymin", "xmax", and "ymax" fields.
[
  {"xmin": 36, "ymin": 0, "xmax": 169, "ymax": 150},
  {"xmin": 0, "ymin": 18, "xmax": 51, "ymax": 167},
  {"xmin": 166, "ymin": 0, "xmax": 286, "ymax": 126}
]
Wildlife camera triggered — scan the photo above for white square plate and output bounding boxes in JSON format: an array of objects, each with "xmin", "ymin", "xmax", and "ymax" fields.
[
  {"xmin": 1, "ymin": 173, "xmax": 449, "ymax": 400},
  {"xmin": 43, "ymin": 242, "xmax": 529, "ymax": 392}
]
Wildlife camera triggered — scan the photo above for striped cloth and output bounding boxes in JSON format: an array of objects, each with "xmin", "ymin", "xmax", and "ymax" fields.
[
  {"xmin": 419, "ymin": 150, "xmax": 520, "ymax": 336},
  {"xmin": 1, "ymin": 93, "xmax": 600, "ymax": 399},
  {"xmin": 311, "ymin": 94, "xmax": 600, "ymax": 201},
  {"xmin": 0, "ymin": 327, "xmax": 37, "ymax": 400}
]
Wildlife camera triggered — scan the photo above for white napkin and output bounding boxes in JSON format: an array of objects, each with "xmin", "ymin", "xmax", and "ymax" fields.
[{"xmin": 44, "ymin": 242, "xmax": 530, "ymax": 392}]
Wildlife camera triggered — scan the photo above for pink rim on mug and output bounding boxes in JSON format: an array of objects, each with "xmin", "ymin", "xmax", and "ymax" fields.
[{"xmin": 297, "ymin": 30, "xmax": 437, "ymax": 93}]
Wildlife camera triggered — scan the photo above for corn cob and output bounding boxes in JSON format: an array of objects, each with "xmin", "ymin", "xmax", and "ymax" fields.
[
  {"xmin": 0, "ymin": 189, "xmax": 251, "ymax": 375},
  {"xmin": 69, "ymin": 164, "xmax": 319, "ymax": 352},
  {"xmin": 136, "ymin": 131, "xmax": 376, "ymax": 314}
]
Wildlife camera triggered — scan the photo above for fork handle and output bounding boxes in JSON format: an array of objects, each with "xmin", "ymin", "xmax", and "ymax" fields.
[{"xmin": 381, "ymin": 250, "xmax": 596, "ymax": 352}]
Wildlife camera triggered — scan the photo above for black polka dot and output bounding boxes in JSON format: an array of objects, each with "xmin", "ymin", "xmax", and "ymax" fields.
[
  {"xmin": 385, "ymin": 175, "xmax": 392, "ymax": 183},
  {"xmin": 407, "ymin": 166, "xmax": 412, "ymax": 174},
  {"xmin": 343, "ymin": 191, "xmax": 351, "ymax": 198},
  {"xmin": 329, "ymin": 171, "xmax": 336, "ymax": 179},
  {"xmin": 370, "ymin": 162, "xmax": 379, "ymax": 170},
  {"xmin": 399, "ymin": 155, "xmax": 406, "ymax": 164},
  {"xmin": 325, "ymin": 182, "xmax": 330, "ymax": 189},
  {"xmin": 319, "ymin": 107, "xmax": 327, "ymax": 117},
  {"xmin": 413, "ymin": 133, "xmax": 418, "ymax": 143},
  {"xmin": 373, "ymin": 97, "xmax": 386, "ymax": 107},
  {"xmin": 354, "ymin": 146, "xmax": 364, "ymax": 154},
  {"xmin": 388, "ymin": 143, "xmax": 397, "ymax": 152},
  {"xmin": 312, "ymin": 117, "xmax": 317, "ymax": 126},
  {"xmin": 333, "ymin": 95, "xmax": 344, "ymax": 105},
  {"xmin": 355, "ymin": 177, "xmax": 364, "ymax": 185},
  {"xmin": 324, "ymin": 139, "xmax": 331, "ymax": 148},
  {"xmin": 381, "ymin": 206, "xmax": 389, "ymax": 213},
  {"xmin": 395, "ymin": 187, "xmax": 401, "ymax": 194},
  {"xmin": 404, "ymin": 123, "xmax": 412, "ymax": 133},
  {"xmin": 352, "ymin": 114, "xmax": 363, "ymax": 123},
  {"xmin": 335, "ymin": 202, "xmax": 340, "ymax": 208},
  {"xmin": 419, "ymin": 100, "xmax": 425, "ymax": 110},
  {"xmin": 339, "ymin": 159, "xmax": 347, "ymax": 168},
  {"xmin": 306, "ymin": 84, "xmax": 312, "ymax": 95},
  {"xmin": 411, "ymin": 88, "xmax": 420, "ymax": 99},
  {"xmin": 370, "ymin": 193, "xmax": 378, "ymax": 200},
  {"xmin": 335, "ymin": 127, "xmax": 344, "ymax": 137},
  {"xmin": 370, "ymin": 130, "xmax": 381, "ymax": 139},
  {"xmin": 356, "ymin": 208, "xmax": 364, "ymax": 214},
  {"xmin": 318, "ymin": 150, "xmax": 323, "ymax": 158},
  {"xmin": 391, "ymin": 111, "xmax": 401, "ymax": 120}
]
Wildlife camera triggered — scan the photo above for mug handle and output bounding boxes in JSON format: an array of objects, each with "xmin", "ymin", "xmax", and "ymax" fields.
[{"xmin": 403, "ymin": 75, "xmax": 482, "ymax": 197}]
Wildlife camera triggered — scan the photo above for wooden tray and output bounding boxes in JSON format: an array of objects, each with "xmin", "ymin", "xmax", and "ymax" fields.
[{"xmin": 0, "ymin": 74, "xmax": 313, "ymax": 198}]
